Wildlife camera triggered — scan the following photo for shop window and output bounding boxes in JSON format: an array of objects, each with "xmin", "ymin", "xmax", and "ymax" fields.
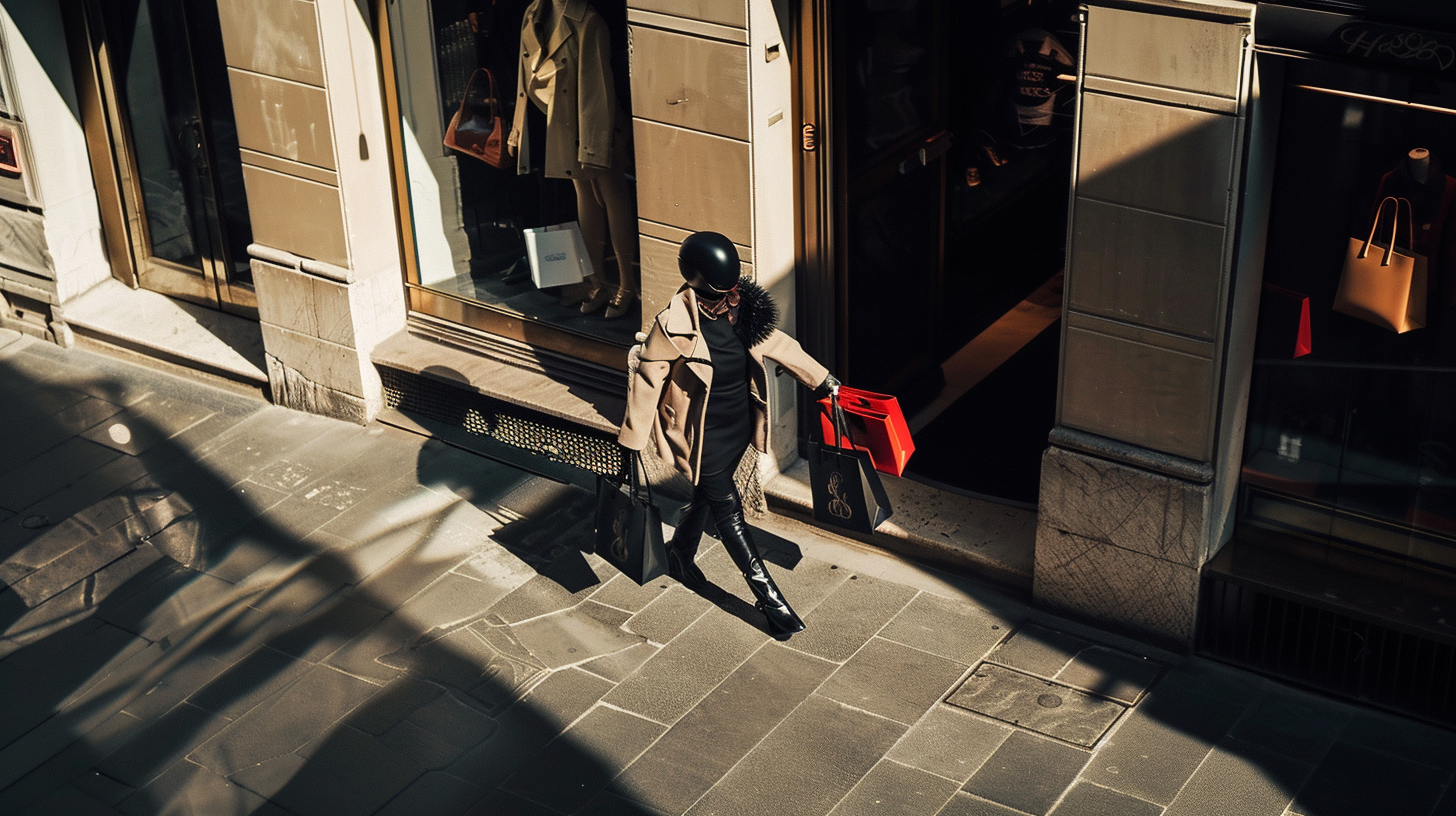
[
  {"xmin": 1243, "ymin": 58, "xmax": 1456, "ymax": 568},
  {"xmin": 384, "ymin": 0, "xmax": 639, "ymax": 352}
]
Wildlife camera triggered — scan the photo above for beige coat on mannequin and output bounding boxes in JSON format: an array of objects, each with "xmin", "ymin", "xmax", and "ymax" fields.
[
  {"xmin": 508, "ymin": 0, "xmax": 618, "ymax": 179},
  {"xmin": 619, "ymin": 287, "xmax": 830, "ymax": 484}
]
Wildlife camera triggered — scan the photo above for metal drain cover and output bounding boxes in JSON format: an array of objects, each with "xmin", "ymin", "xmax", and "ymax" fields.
[{"xmin": 947, "ymin": 663, "xmax": 1126, "ymax": 747}]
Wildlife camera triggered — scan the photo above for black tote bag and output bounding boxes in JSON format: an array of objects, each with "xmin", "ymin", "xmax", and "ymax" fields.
[
  {"xmin": 593, "ymin": 452, "xmax": 668, "ymax": 585},
  {"xmin": 808, "ymin": 393, "xmax": 893, "ymax": 534}
]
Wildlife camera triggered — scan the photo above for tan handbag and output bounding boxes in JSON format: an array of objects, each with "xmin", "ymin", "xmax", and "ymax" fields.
[
  {"xmin": 443, "ymin": 69, "xmax": 510, "ymax": 169},
  {"xmin": 1334, "ymin": 196, "xmax": 1427, "ymax": 333}
]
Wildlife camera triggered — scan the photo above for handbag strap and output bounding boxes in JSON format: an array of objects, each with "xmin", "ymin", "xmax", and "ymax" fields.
[
  {"xmin": 1361, "ymin": 196, "xmax": 1416, "ymax": 266},
  {"xmin": 829, "ymin": 392, "xmax": 858, "ymax": 451},
  {"xmin": 627, "ymin": 451, "xmax": 652, "ymax": 504},
  {"xmin": 461, "ymin": 68, "xmax": 502, "ymax": 119}
]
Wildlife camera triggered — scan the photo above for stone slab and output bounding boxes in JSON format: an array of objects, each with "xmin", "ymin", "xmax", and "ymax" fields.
[
  {"xmin": 789, "ymin": 573, "xmax": 917, "ymax": 662},
  {"xmin": 1049, "ymin": 782, "xmax": 1163, "ymax": 816},
  {"xmin": 95, "ymin": 702, "xmax": 231, "ymax": 789},
  {"xmin": 828, "ymin": 759, "xmax": 960, "ymax": 816},
  {"xmin": 1162, "ymin": 737, "xmax": 1311, "ymax": 816},
  {"xmin": 962, "ymin": 731, "xmax": 1091, "ymax": 816},
  {"xmin": 115, "ymin": 760, "xmax": 274, "ymax": 816},
  {"xmin": 503, "ymin": 704, "xmax": 666, "ymax": 813},
  {"xmin": 1225, "ymin": 686, "xmax": 1350, "ymax": 765},
  {"xmin": 988, "ymin": 624, "xmax": 1094, "ymax": 678},
  {"xmin": 879, "ymin": 592, "xmax": 1016, "ymax": 664},
  {"xmin": 601, "ymin": 613, "xmax": 766, "ymax": 724},
  {"xmin": 817, "ymin": 637, "xmax": 971, "ymax": 726},
  {"xmin": 1290, "ymin": 740, "xmax": 1448, "ymax": 816},
  {"xmin": 0, "ymin": 437, "xmax": 122, "ymax": 513},
  {"xmin": 1054, "ymin": 645, "xmax": 1164, "ymax": 705},
  {"xmin": 614, "ymin": 643, "xmax": 836, "ymax": 815},
  {"xmin": 622, "ymin": 587, "xmax": 709, "ymax": 645},
  {"xmin": 511, "ymin": 602, "xmax": 643, "ymax": 670},
  {"xmin": 684, "ymin": 694, "xmax": 907, "ymax": 816},
  {"xmin": 374, "ymin": 770, "xmax": 487, "ymax": 816},
  {"xmin": 247, "ymin": 726, "xmax": 427, "ymax": 816},
  {"xmin": 885, "ymin": 704, "xmax": 1014, "ymax": 784},
  {"xmin": 947, "ymin": 664, "xmax": 1127, "ymax": 747}
]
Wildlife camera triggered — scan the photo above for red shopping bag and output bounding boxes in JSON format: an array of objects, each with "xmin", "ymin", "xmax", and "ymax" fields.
[{"xmin": 817, "ymin": 386, "xmax": 916, "ymax": 476}]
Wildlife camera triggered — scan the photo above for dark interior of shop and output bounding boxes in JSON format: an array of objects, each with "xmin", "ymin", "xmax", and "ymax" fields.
[{"xmin": 838, "ymin": 0, "xmax": 1079, "ymax": 506}]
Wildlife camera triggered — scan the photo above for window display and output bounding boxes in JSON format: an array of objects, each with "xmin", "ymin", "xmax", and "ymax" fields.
[
  {"xmin": 1242, "ymin": 58, "xmax": 1456, "ymax": 565},
  {"xmin": 387, "ymin": 0, "xmax": 639, "ymax": 349}
]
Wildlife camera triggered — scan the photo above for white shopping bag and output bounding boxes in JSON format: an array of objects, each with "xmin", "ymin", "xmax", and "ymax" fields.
[{"xmin": 524, "ymin": 221, "xmax": 590, "ymax": 289}]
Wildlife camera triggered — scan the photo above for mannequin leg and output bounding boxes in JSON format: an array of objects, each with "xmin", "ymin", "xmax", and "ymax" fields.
[
  {"xmin": 666, "ymin": 491, "xmax": 710, "ymax": 591},
  {"xmin": 596, "ymin": 168, "xmax": 640, "ymax": 319},
  {"xmin": 701, "ymin": 478, "xmax": 805, "ymax": 639},
  {"xmin": 571, "ymin": 177, "xmax": 614, "ymax": 311}
]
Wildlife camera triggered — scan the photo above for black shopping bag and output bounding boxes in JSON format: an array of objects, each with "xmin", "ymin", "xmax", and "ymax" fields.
[
  {"xmin": 593, "ymin": 453, "xmax": 668, "ymax": 585},
  {"xmin": 807, "ymin": 394, "xmax": 893, "ymax": 534}
]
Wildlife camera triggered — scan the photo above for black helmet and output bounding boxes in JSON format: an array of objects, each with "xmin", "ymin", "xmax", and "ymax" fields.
[{"xmin": 678, "ymin": 231, "xmax": 740, "ymax": 292}]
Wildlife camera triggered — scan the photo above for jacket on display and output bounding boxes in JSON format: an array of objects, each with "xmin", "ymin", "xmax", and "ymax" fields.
[
  {"xmin": 618, "ymin": 281, "xmax": 831, "ymax": 485},
  {"xmin": 509, "ymin": 0, "xmax": 619, "ymax": 179}
]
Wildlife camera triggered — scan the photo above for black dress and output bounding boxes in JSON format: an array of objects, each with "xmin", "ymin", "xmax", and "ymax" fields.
[{"xmin": 698, "ymin": 312, "xmax": 753, "ymax": 489}]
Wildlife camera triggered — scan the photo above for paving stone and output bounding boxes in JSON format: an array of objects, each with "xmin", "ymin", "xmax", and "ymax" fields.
[
  {"xmin": 589, "ymin": 571, "xmax": 674, "ymax": 613},
  {"xmin": 880, "ymin": 592, "xmax": 1017, "ymax": 664},
  {"xmin": 0, "ymin": 437, "xmax": 122, "ymax": 513},
  {"xmin": 119, "ymin": 646, "xmax": 230, "ymax": 722},
  {"xmin": 250, "ymin": 725, "xmax": 428, "ymax": 816},
  {"xmin": 1162, "ymin": 737, "xmax": 1310, "ymax": 816},
  {"xmin": 504, "ymin": 704, "xmax": 665, "ymax": 813},
  {"xmin": 578, "ymin": 791, "xmax": 672, "ymax": 816},
  {"xmin": 1290, "ymin": 740, "xmax": 1448, "ymax": 816},
  {"xmin": 1049, "ymin": 782, "xmax": 1162, "ymax": 816},
  {"xmin": 1155, "ymin": 658, "xmax": 1264, "ymax": 709},
  {"xmin": 511, "ymin": 601, "xmax": 641, "ymax": 669},
  {"xmin": 265, "ymin": 593, "xmax": 393, "ymax": 662},
  {"xmin": 464, "ymin": 789, "xmax": 560, "ymax": 815},
  {"xmin": 684, "ymin": 694, "xmax": 907, "ymax": 816},
  {"xmin": 1079, "ymin": 684, "xmax": 1250, "ymax": 806},
  {"xmin": 324, "ymin": 612, "xmax": 415, "ymax": 684},
  {"xmin": 316, "ymin": 475, "xmax": 457, "ymax": 544},
  {"xmin": 885, "ymin": 704, "xmax": 1014, "ymax": 784},
  {"xmin": 602, "ymin": 612, "xmax": 767, "ymax": 724},
  {"xmin": 615, "ymin": 643, "xmax": 837, "ymax": 814},
  {"xmin": 82, "ymin": 392, "xmax": 214, "ymax": 457},
  {"xmin": 818, "ymin": 637, "xmax": 970, "ymax": 726},
  {"xmin": 946, "ymin": 664, "xmax": 1126, "ymax": 747},
  {"xmin": 189, "ymin": 664, "xmax": 380, "ymax": 774},
  {"xmin": 397, "ymin": 569, "xmax": 522, "ymax": 632},
  {"xmin": 115, "ymin": 760, "xmax": 274, "ymax": 816},
  {"xmin": 828, "ymin": 759, "xmax": 960, "ymax": 816},
  {"xmin": 187, "ymin": 645, "xmax": 312, "ymax": 721},
  {"xmin": 0, "ymin": 708, "xmax": 141, "ymax": 815},
  {"xmin": 754, "ymin": 549, "xmax": 850, "ymax": 617},
  {"xmin": 375, "ymin": 770, "xmax": 488, "ymax": 816},
  {"xmin": 96, "ymin": 568, "xmax": 238, "ymax": 641},
  {"xmin": 0, "ymin": 621, "xmax": 138, "ymax": 750},
  {"xmin": 790, "ymin": 574, "xmax": 918, "ymax": 662},
  {"xmin": 95, "ymin": 702, "xmax": 231, "ymax": 789},
  {"xmin": 448, "ymin": 669, "xmax": 616, "ymax": 791},
  {"xmin": 489, "ymin": 573, "xmax": 605, "ymax": 625},
  {"xmin": 347, "ymin": 675, "xmax": 449, "ymax": 736},
  {"xmin": 962, "ymin": 731, "xmax": 1090, "ymax": 816},
  {"xmin": 987, "ymin": 623, "xmax": 1090, "ymax": 677},
  {"xmin": 0, "ymin": 548, "xmax": 172, "ymax": 659},
  {"xmin": 1339, "ymin": 707, "xmax": 1456, "ymax": 771},
  {"xmin": 196, "ymin": 409, "xmax": 343, "ymax": 486},
  {"xmin": 937, "ymin": 791, "xmax": 1045, "ymax": 816},
  {"xmin": 21, "ymin": 784, "xmax": 126, "ymax": 815},
  {"xmin": 72, "ymin": 769, "xmax": 138, "ymax": 808},
  {"xmin": 377, "ymin": 691, "xmax": 499, "ymax": 769},
  {"xmin": 1226, "ymin": 686, "xmax": 1350, "ymax": 765},
  {"xmin": 1054, "ymin": 646, "xmax": 1164, "ymax": 705},
  {"xmin": 622, "ymin": 585, "xmax": 712, "ymax": 645},
  {"xmin": 378, "ymin": 624, "xmax": 546, "ymax": 713},
  {"xmin": 580, "ymin": 641, "xmax": 660, "ymax": 683}
]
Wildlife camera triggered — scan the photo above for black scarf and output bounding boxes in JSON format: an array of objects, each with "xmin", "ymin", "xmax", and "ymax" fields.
[{"xmin": 694, "ymin": 276, "xmax": 778, "ymax": 348}]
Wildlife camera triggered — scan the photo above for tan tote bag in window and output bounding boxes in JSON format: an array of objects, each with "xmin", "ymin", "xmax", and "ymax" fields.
[{"xmin": 1334, "ymin": 196, "xmax": 1427, "ymax": 333}]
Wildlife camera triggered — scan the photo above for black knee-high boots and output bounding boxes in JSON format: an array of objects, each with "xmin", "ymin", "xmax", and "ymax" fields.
[{"xmin": 667, "ymin": 492, "xmax": 805, "ymax": 638}]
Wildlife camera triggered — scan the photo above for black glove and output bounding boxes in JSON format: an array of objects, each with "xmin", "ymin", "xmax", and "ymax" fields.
[{"xmin": 812, "ymin": 373, "xmax": 841, "ymax": 401}]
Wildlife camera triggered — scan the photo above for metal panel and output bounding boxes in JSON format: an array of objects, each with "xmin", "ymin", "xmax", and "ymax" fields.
[
  {"xmin": 216, "ymin": 0, "xmax": 324, "ymax": 87},
  {"xmin": 1077, "ymin": 92, "xmax": 1236, "ymax": 224},
  {"xmin": 241, "ymin": 165, "xmax": 347, "ymax": 268},
  {"xmin": 227, "ymin": 69, "xmax": 335, "ymax": 169},
  {"xmin": 1085, "ymin": 6, "xmax": 1247, "ymax": 98},
  {"xmin": 627, "ymin": 0, "xmax": 746, "ymax": 29},
  {"xmin": 1068, "ymin": 198, "xmax": 1227, "ymax": 339},
  {"xmin": 1061, "ymin": 323, "xmax": 1215, "ymax": 461},
  {"xmin": 633, "ymin": 120, "xmax": 752, "ymax": 245},
  {"xmin": 629, "ymin": 27, "xmax": 749, "ymax": 140}
]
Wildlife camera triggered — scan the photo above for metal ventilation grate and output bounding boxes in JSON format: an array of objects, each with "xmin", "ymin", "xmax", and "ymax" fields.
[
  {"xmin": 1198, "ymin": 577, "xmax": 1456, "ymax": 728},
  {"xmin": 380, "ymin": 366, "xmax": 625, "ymax": 478}
]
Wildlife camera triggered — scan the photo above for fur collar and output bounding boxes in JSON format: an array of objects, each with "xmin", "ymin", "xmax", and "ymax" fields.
[{"xmin": 732, "ymin": 276, "xmax": 779, "ymax": 348}]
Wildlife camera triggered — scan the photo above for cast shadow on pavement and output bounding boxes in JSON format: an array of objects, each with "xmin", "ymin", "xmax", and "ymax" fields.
[{"xmin": 0, "ymin": 346, "xmax": 660, "ymax": 815}]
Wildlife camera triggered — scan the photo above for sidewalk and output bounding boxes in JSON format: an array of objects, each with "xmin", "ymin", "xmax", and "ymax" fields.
[{"xmin": 0, "ymin": 328, "xmax": 1453, "ymax": 816}]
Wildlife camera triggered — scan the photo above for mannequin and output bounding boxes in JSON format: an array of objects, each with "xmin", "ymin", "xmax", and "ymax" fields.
[
  {"xmin": 1375, "ymin": 147, "xmax": 1456, "ymax": 287},
  {"xmin": 1409, "ymin": 148, "xmax": 1432, "ymax": 185},
  {"xmin": 508, "ymin": 0, "xmax": 640, "ymax": 319},
  {"xmin": 618, "ymin": 232, "xmax": 839, "ymax": 638}
]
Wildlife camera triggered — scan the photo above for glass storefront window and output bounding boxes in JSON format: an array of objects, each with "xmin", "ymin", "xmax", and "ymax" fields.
[
  {"xmin": 385, "ymin": 0, "xmax": 640, "ymax": 352},
  {"xmin": 1243, "ymin": 58, "xmax": 1456, "ymax": 567}
]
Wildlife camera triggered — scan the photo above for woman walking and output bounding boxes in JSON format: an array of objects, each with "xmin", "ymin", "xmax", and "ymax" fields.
[{"xmin": 617, "ymin": 231, "xmax": 838, "ymax": 638}]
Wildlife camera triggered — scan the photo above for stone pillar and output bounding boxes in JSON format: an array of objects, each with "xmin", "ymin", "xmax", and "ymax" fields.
[
  {"xmin": 1036, "ymin": 1, "xmax": 1262, "ymax": 651},
  {"xmin": 217, "ymin": 0, "xmax": 406, "ymax": 423}
]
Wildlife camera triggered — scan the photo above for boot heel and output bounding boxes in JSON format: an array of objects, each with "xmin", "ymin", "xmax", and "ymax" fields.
[{"xmin": 756, "ymin": 600, "xmax": 805, "ymax": 639}]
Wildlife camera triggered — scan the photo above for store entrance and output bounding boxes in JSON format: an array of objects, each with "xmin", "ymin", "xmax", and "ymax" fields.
[
  {"xmin": 800, "ymin": 0, "xmax": 1077, "ymax": 505},
  {"xmin": 88, "ymin": 0, "xmax": 256, "ymax": 316}
]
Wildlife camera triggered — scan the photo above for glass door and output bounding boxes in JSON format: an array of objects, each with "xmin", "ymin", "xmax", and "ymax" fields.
[{"xmin": 91, "ymin": 0, "xmax": 255, "ymax": 316}]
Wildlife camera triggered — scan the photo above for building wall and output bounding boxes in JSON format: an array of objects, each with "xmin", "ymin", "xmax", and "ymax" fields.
[
  {"xmin": 1035, "ymin": 0, "xmax": 1260, "ymax": 651},
  {"xmin": 216, "ymin": 0, "xmax": 407, "ymax": 423},
  {"xmin": 0, "ymin": 0, "xmax": 110, "ymax": 343}
]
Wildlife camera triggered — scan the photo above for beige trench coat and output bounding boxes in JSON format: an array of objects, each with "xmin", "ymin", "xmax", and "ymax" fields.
[
  {"xmin": 618, "ymin": 287, "xmax": 831, "ymax": 484},
  {"xmin": 508, "ymin": 0, "xmax": 618, "ymax": 179}
]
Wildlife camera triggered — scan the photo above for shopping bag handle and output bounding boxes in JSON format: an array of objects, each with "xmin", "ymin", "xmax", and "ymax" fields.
[
  {"xmin": 1359, "ymin": 196, "xmax": 1415, "ymax": 267},
  {"xmin": 828, "ymin": 391, "xmax": 859, "ymax": 451}
]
